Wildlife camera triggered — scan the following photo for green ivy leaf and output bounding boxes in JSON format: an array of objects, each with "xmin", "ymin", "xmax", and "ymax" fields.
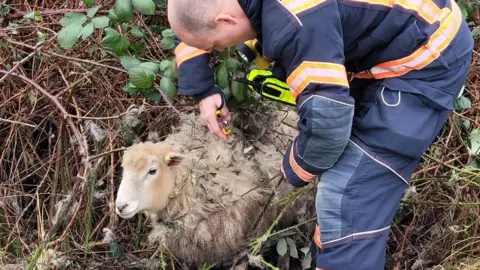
[
  {"xmin": 122, "ymin": 82, "xmax": 137, "ymax": 95},
  {"xmin": 145, "ymin": 88, "xmax": 162, "ymax": 101},
  {"xmin": 129, "ymin": 43, "xmax": 143, "ymax": 53},
  {"xmin": 276, "ymin": 238, "xmax": 288, "ymax": 256},
  {"xmin": 299, "ymin": 247, "xmax": 310, "ymax": 255},
  {"xmin": 161, "ymin": 28, "xmax": 174, "ymax": 37},
  {"xmin": 101, "ymin": 27, "xmax": 120, "ymax": 48},
  {"xmin": 81, "ymin": 23, "xmax": 95, "ymax": 40},
  {"xmin": 160, "ymin": 77, "xmax": 178, "ymax": 99},
  {"xmin": 222, "ymin": 86, "xmax": 232, "ymax": 100},
  {"xmin": 472, "ymin": 27, "xmax": 480, "ymax": 37},
  {"xmin": 83, "ymin": 0, "xmax": 95, "ymax": 7},
  {"xmin": 87, "ymin": 5, "xmax": 101, "ymax": 18},
  {"xmin": 216, "ymin": 62, "xmax": 229, "ymax": 89},
  {"xmin": 159, "ymin": 60, "xmax": 173, "ymax": 72},
  {"xmin": 432, "ymin": 145, "xmax": 443, "ymax": 158},
  {"xmin": 468, "ymin": 128, "xmax": 480, "ymax": 156},
  {"xmin": 108, "ymin": 243, "xmax": 125, "ymax": 258},
  {"xmin": 163, "ymin": 68, "xmax": 177, "ymax": 81},
  {"xmin": 115, "ymin": 0, "xmax": 134, "ymax": 23},
  {"xmin": 130, "ymin": 26, "xmax": 144, "ymax": 38},
  {"xmin": 455, "ymin": 95, "xmax": 472, "ymax": 109},
  {"xmin": 468, "ymin": 158, "xmax": 480, "ymax": 169},
  {"xmin": 160, "ymin": 37, "xmax": 174, "ymax": 50},
  {"xmin": 120, "ymin": 56, "xmax": 141, "ymax": 70},
  {"xmin": 108, "ymin": 8, "xmax": 120, "ymax": 24},
  {"xmin": 231, "ymin": 74, "xmax": 246, "ymax": 102},
  {"xmin": 464, "ymin": 119, "xmax": 471, "ymax": 131},
  {"xmin": 59, "ymin": 12, "xmax": 88, "ymax": 27},
  {"xmin": 139, "ymin": 62, "xmax": 159, "ymax": 74},
  {"xmin": 226, "ymin": 58, "xmax": 240, "ymax": 73},
  {"xmin": 301, "ymin": 251, "xmax": 312, "ymax": 270},
  {"xmin": 113, "ymin": 37, "xmax": 130, "ymax": 55},
  {"xmin": 57, "ymin": 24, "xmax": 83, "ymax": 48},
  {"xmin": 92, "ymin": 16, "xmax": 110, "ymax": 28},
  {"xmin": 286, "ymin": 237, "xmax": 298, "ymax": 259},
  {"xmin": 129, "ymin": 67, "xmax": 155, "ymax": 88},
  {"xmin": 133, "ymin": 0, "xmax": 155, "ymax": 15},
  {"xmin": 24, "ymin": 11, "xmax": 36, "ymax": 20}
]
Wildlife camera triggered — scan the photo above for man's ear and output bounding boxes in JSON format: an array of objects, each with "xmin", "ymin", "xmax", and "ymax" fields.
[
  {"xmin": 214, "ymin": 13, "xmax": 237, "ymax": 25},
  {"xmin": 163, "ymin": 152, "xmax": 187, "ymax": 167}
]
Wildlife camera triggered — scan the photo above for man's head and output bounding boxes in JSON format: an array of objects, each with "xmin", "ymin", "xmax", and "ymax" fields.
[{"xmin": 168, "ymin": 0, "xmax": 256, "ymax": 51}]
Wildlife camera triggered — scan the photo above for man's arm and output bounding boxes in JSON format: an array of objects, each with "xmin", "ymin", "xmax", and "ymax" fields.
[
  {"xmin": 172, "ymin": 35, "xmax": 231, "ymax": 140},
  {"xmin": 271, "ymin": 1, "xmax": 355, "ymax": 187},
  {"xmin": 173, "ymin": 35, "xmax": 224, "ymax": 102}
]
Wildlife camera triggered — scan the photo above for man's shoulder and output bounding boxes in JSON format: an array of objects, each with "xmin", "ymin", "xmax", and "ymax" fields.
[{"xmin": 260, "ymin": 0, "xmax": 339, "ymax": 60}]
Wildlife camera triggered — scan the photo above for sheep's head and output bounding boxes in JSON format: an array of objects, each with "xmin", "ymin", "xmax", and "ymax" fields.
[{"xmin": 115, "ymin": 142, "xmax": 186, "ymax": 219}]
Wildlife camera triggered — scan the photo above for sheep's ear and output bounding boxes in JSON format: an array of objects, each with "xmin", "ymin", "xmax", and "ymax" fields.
[{"xmin": 163, "ymin": 152, "xmax": 186, "ymax": 167}]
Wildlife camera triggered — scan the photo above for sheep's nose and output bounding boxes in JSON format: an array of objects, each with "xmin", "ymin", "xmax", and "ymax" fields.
[{"xmin": 117, "ymin": 204, "xmax": 128, "ymax": 213}]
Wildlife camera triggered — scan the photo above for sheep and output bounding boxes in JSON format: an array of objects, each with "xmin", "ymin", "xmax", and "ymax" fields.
[{"xmin": 114, "ymin": 108, "xmax": 316, "ymax": 268}]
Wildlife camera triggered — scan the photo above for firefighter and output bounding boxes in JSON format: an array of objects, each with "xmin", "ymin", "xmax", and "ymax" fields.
[{"xmin": 167, "ymin": 0, "xmax": 474, "ymax": 269}]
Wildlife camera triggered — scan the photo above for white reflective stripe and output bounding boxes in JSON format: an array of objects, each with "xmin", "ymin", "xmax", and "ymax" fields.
[
  {"xmin": 398, "ymin": 0, "xmax": 441, "ymax": 23},
  {"xmin": 348, "ymin": 0, "xmax": 443, "ymax": 24},
  {"xmin": 298, "ymin": 94, "xmax": 354, "ymax": 111},
  {"xmin": 276, "ymin": 0, "xmax": 303, "ymax": 26},
  {"xmin": 349, "ymin": 139, "xmax": 409, "ymax": 185},
  {"xmin": 322, "ymin": 225, "xmax": 391, "ymax": 246}
]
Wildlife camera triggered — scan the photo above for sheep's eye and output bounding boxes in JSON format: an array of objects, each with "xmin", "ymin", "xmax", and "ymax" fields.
[{"xmin": 148, "ymin": 169, "xmax": 157, "ymax": 175}]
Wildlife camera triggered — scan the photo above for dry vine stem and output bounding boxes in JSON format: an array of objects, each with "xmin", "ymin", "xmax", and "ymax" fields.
[{"xmin": 0, "ymin": 70, "xmax": 89, "ymax": 158}]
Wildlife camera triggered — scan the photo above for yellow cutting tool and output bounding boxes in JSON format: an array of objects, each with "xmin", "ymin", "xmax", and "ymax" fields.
[
  {"xmin": 216, "ymin": 110, "xmax": 232, "ymax": 135},
  {"xmin": 232, "ymin": 68, "xmax": 297, "ymax": 106}
]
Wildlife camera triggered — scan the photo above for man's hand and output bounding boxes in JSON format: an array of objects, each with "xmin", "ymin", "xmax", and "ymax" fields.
[{"xmin": 199, "ymin": 93, "xmax": 232, "ymax": 140}]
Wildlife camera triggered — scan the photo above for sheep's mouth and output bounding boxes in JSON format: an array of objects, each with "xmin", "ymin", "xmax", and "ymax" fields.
[{"xmin": 117, "ymin": 210, "xmax": 137, "ymax": 219}]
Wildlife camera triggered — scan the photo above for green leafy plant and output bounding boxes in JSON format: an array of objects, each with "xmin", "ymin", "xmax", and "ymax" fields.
[
  {"xmin": 52, "ymin": 0, "xmax": 255, "ymax": 105},
  {"xmin": 57, "ymin": 6, "xmax": 110, "ymax": 49},
  {"xmin": 263, "ymin": 232, "xmax": 313, "ymax": 270}
]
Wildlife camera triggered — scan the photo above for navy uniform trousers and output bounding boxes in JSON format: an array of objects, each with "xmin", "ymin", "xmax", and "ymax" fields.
[{"xmin": 309, "ymin": 51, "xmax": 472, "ymax": 269}]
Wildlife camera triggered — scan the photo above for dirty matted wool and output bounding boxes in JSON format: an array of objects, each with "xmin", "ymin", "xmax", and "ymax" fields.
[{"xmin": 137, "ymin": 108, "xmax": 316, "ymax": 267}]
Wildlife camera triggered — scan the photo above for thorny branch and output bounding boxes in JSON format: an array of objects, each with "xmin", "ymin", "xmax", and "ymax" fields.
[{"xmin": 0, "ymin": 69, "xmax": 89, "ymax": 159}]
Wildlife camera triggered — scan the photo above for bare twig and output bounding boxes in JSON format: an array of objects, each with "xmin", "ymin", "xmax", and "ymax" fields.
[
  {"xmin": 0, "ymin": 118, "xmax": 38, "ymax": 128},
  {"xmin": 0, "ymin": 34, "xmax": 57, "ymax": 84},
  {"xmin": 0, "ymin": 69, "xmax": 89, "ymax": 158}
]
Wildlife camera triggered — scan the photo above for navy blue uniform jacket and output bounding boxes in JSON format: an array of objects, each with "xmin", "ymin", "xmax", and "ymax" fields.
[{"xmin": 172, "ymin": 0, "xmax": 473, "ymax": 188}]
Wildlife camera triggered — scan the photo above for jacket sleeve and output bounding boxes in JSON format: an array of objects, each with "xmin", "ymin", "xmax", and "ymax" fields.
[
  {"xmin": 273, "ymin": 1, "xmax": 355, "ymax": 187},
  {"xmin": 173, "ymin": 35, "xmax": 224, "ymax": 102}
]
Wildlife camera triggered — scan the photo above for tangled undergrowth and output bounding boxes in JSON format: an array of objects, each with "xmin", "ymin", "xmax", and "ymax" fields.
[{"xmin": 1, "ymin": 0, "xmax": 480, "ymax": 269}]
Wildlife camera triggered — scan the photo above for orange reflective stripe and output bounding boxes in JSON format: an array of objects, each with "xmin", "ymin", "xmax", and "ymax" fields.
[
  {"xmin": 282, "ymin": 0, "xmax": 328, "ymax": 14},
  {"xmin": 289, "ymin": 144, "xmax": 317, "ymax": 182},
  {"xmin": 314, "ymin": 224, "xmax": 323, "ymax": 248},
  {"xmin": 349, "ymin": 0, "xmax": 442, "ymax": 24},
  {"xmin": 353, "ymin": 0, "xmax": 461, "ymax": 79},
  {"xmin": 174, "ymin": 42, "xmax": 209, "ymax": 67},
  {"xmin": 286, "ymin": 61, "xmax": 349, "ymax": 99}
]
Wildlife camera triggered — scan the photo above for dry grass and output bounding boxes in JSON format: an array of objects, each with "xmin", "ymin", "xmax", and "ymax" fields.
[{"xmin": 1, "ymin": 0, "xmax": 480, "ymax": 269}]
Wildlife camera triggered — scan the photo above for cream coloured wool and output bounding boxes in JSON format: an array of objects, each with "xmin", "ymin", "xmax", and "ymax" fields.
[{"xmin": 115, "ymin": 109, "xmax": 316, "ymax": 267}]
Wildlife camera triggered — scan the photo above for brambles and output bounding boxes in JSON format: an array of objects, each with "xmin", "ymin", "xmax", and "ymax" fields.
[{"xmin": 49, "ymin": 0, "xmax": 253, "ymax": 106}]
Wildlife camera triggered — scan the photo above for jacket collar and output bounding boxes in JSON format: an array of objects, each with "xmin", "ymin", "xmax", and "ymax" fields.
[{"xmin": 237, "ymin": 0, "xmax": 262, "ymax": 40}]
